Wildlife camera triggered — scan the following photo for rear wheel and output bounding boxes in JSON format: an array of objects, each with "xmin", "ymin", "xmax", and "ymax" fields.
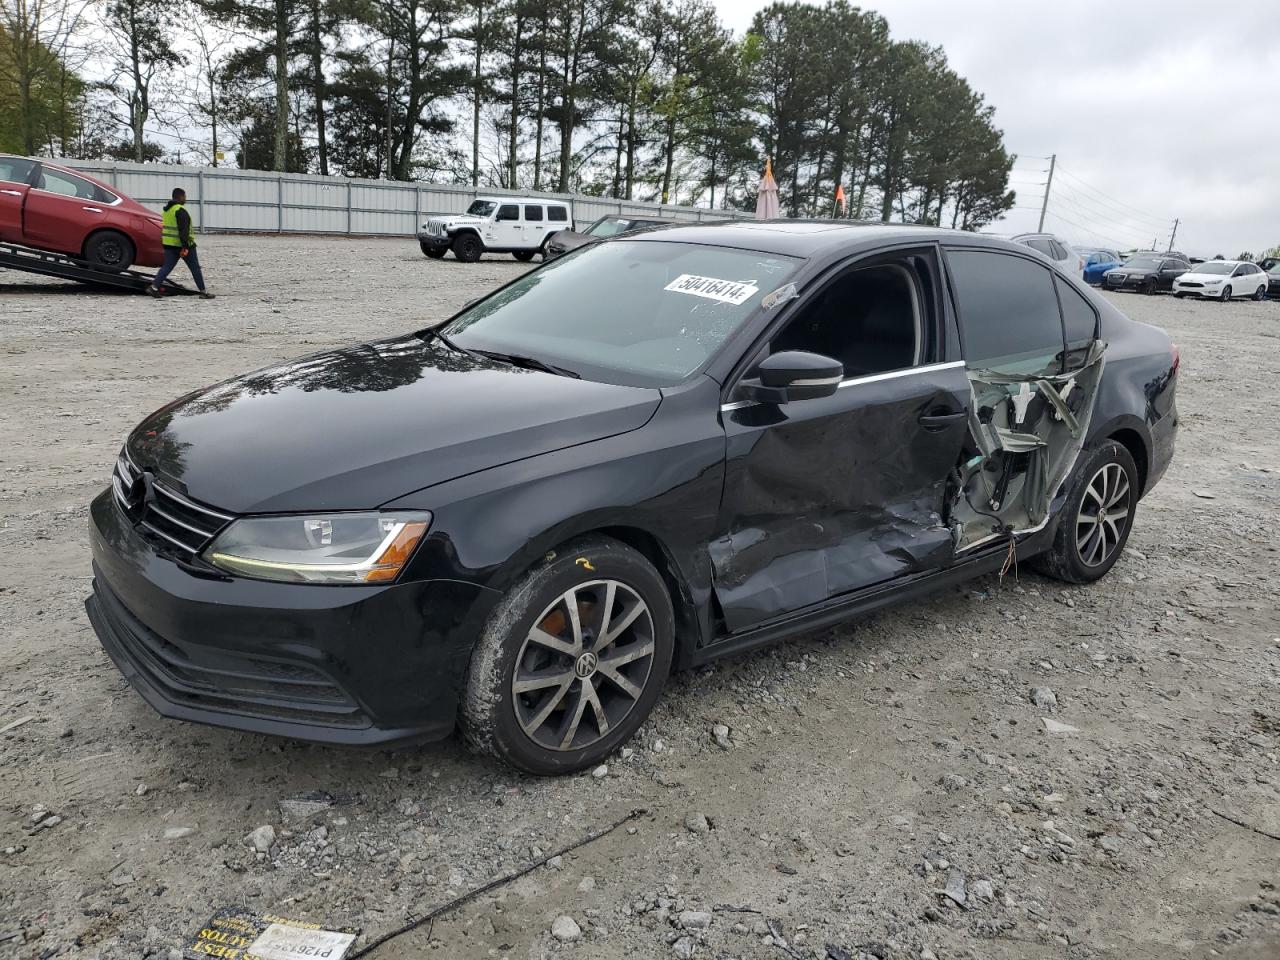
[
  {"xmin": 461, "ymin": 536, "xmax": 674, "ymax": 775},
  {"xmin": 420, "ymin": 242, "xmax": 445, "ymax": 259},
  {"xmin": 1033, "ymin": 440, "xmax": 1138, "ymax": 584},
  {"xmin": 1220, "ymin": 284, "xmax": 1232, "ymax": 302},
  {"xmin": 512, "ymin": 250, "xmax": 535, "ymax": 262},
  {"xmin": 1254, "ymin": 285, "xmax": 1266, "ymax": 301},
  {"xmin": 451, "ymin": 233, "xmax": 483, "ymax": 262},
  {"xmin": 83, "ymin": 230, "xmax": 135, "ymax": 272}
]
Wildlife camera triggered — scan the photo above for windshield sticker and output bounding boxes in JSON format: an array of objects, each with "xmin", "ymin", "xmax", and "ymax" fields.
[
  {"xmin": 761, "ymin": 282, "xmax": 798, "ymax": 310},
  {"xmin": 664, "ymin": 274, "xmax": 759, "ymax": 305}
]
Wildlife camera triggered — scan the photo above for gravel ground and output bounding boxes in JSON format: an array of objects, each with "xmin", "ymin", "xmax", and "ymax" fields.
[{"xmin": 1, "ymin": 235, "xmax": 1278, "ymax": 960}]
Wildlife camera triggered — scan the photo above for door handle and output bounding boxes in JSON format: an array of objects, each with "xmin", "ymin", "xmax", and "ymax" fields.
[
  {"xmin": 918, "ymin": 409, "xmax": 966, "ymax": 430},
  {"xmin": 0, "ymin": 189, "xmax": 22, "ymax": 196},
  {"xmin": 82, "ymin": 206, "xmax": 103, "ymax": 213}
]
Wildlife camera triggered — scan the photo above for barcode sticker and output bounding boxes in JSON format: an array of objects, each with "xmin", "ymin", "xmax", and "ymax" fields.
[{"xmin": 663, "ymin": 274, "xmax": 759, "ymax": 305}]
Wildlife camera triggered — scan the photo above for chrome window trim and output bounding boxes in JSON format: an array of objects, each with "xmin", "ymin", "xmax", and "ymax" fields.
[{"xmin": 721, "ymin": 360, "xmax": 966, "ymax": 412}]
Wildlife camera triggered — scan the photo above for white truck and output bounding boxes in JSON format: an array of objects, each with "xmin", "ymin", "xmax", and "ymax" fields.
[{"xmin": 417, "ymin": 197, "xmax": 574, "ymax": 262}]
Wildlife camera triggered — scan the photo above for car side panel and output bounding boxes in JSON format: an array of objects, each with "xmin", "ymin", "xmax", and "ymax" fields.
[{"xmin": 382, "ymin": 376, "xmax": 728, "ymax": 655}]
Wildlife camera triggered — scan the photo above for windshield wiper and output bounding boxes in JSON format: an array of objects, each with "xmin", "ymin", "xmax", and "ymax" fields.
[
  {"xmin": 472, "ymin": 349, "xmax": 581, "ymax": 379},
  {"xmin": 420, "ymin": 325, "xmax": 474, "ymax": 357}
]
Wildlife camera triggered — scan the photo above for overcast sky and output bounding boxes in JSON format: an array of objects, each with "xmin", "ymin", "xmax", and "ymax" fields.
[{"xmin": 713, "ymin": 0, "xmax": 1277, "ymax": 257}]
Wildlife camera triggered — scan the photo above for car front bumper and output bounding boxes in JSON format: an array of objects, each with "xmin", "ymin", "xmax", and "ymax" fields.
[
  {"xmin": 416, "ymin": 233, "xmax": 452, "ymax": 252},
  {"xmin": 1172, "ymin": 284, "xmax": 1223, "ymax": 298},
  {"xmin": 85, "ymin": 489, "xmax": 501, "ymax": 745},
  {"xmin": 1102, "ymin": 275, "xmax": 1153, "ymax": 291}
]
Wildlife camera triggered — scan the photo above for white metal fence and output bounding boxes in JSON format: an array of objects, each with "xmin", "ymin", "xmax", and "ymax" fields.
[{"xmin": 58, "ymin": 159, "xmax": 749, "ymax": 236}]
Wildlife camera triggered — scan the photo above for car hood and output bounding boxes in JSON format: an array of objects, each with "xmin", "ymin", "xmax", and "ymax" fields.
[
  {"xmin": 1176, "ymin": 272, "xmax": 1226, "ymax": 281},
  {"xmin": 426, "ymin": 214, "xmax": 485, "ymax": 228},
  {"xmin": 126, "ymin": 336, "xmax": 662, "ymax": 514},
  {"xmin": 1107, "ymin": 267, "xmax": 1154, "ymax": 275},
  {"xmin": 548, "ymin": 230, "xmax": 592, "ymax": 251}
]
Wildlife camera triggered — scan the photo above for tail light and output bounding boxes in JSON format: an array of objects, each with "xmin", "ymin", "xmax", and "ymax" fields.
[{"xmin": 1170, "ymin": 342, "xmax": 1181, "ymax": 374}]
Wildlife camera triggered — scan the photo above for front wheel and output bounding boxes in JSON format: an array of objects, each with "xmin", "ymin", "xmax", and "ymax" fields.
[
  {"xmin": 83, "ymin": 230, "xmax": 135, "ymax": 272},
  {"xmin": 512, "ymin": 250, "xmax": 535, "ymax": 262},
  {"xmin": 1220, "ymin": 284, "xmax": 1232, "ymax": 302},
  {"xmin": 420, "ymin": 242, "xmax": 445, "ymax": 259},
  {"xmin": 451, "ymin": 233, "xmax": 483, "ymax": 262},
  {"xmin": 461, "ymin": 536, "xmax": 675, "ymax": 775},
  {"xmin": 1254, "ymin": 285, "xmax": 1267, "ymax": 301},
  {"xmin": 1033, "ymin": 440, "xmax": 1138, "ymax": 584},
  {"xmin": 1143, "ymin": 278, "xmax": 1157, "ymax": 296}
]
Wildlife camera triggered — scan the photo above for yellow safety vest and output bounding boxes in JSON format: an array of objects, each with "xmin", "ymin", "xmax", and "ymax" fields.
[{"xmin": 161, "ymin": 203, "xmax": 195, "ymax": 248}]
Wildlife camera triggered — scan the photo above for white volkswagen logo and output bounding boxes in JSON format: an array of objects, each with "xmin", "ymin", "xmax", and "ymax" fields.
[{"xmin": 574, "ymin": 652, "xmax": 598, "ymax": 679}]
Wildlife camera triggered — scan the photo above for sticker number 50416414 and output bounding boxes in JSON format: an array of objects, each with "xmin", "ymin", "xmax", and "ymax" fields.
[{"xmin": 663, "ymin": 274, "xmax": 759, "ymax": 306}]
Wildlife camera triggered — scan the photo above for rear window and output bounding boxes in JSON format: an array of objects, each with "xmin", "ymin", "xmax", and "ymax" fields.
[
  {"xmin": 0, "ymin": 156, "xmax": 35, "ymax": 184},
  {"xmin": 947, "ymin": 249, "xmax": 1064, "ymax": 374},
  {"xmin": 547, "ymin": 206, "xmax": 568, "ymax": 222}
]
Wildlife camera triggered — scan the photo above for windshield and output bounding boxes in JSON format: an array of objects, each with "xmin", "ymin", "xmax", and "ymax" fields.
[
  {"xmin": 441, "ymin": 240, "xmax": 800, "ymax": 386},
  {"xmin": 1193, "ymin": 261, "xmax": 1235, "ymax": 275},
  {"xmin": 1122, "ymin": 258, "xmax": 1160, "ymax": 270},
  {"xmin": 465, "ymin": 200, "xmax": 497, "ymax": 217},
  {"xmin": 1269, "ymin": 264, "xmax": 1280, "ymax": 275},
  {"xmin": 585, "ymin": 217, "xmax": 634, "ymax": 238}
]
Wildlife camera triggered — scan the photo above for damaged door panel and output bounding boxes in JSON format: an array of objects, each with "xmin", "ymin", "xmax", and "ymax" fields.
[
  {"xmin": 711, "ymin": 252, "xmax": 970, "ymax": 634},
  {"xmin": 942, "ymin": 249, "xmax": 1106, "ymax": 553}
]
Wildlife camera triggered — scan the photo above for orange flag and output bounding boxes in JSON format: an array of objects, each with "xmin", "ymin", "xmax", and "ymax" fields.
[{"xmin": 835, "ymin": 184, "xmax": 846, "ymax": 215}]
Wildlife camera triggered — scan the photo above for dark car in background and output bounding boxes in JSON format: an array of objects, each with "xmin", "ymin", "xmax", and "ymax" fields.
[
  {"xmin": 1267, "ymin": 264, "xmax": 1280, "ymax": 299},
  {"xmin": 0, "ymin": 153, "xmax": 163, "ymax": 271},
  {"xmin": 85, "ymin": 222, "xmax": 1178, "ymax": 775},
  {"xmin": 543, "ymin": 215, "xmax": 671, "ymax": 259},
  {"xmin": 1102, "ymin": 255, "xmax": 1189, "ymax": 294}
]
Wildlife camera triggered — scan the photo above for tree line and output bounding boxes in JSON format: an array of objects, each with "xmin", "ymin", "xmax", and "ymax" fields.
[{"xmin": 0, "ymin": 0, "xmax": 1016, "ymax": 224}]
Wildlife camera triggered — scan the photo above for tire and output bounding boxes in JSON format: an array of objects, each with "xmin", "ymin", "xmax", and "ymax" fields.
[
  {"xmin": 83, "ymin": 230, "xmax": 135, "ymax": 272},
  {"xmin": 512, "ymin": 250, "xmax": 535, "ymax": 262},
  {"xmin": 451, "ymin": 233, "xmax": 483, "ymax": 262},
  {"xmin": 420, "ymin": 242, "xmax": 445, "ymax": 259},
  {"xmin": 1220, "ymin": 284, "xmax": 1231, "ymax": 302},
  {"xmin": 461, "ymin": 535, "xmax": 675, "ymax": 775},
  {"xmin": 1033, "ymin": 440, "xmax": 1139, "ymax": 584},
  {"xmin": 1173, "ymin": 292, "xmax": 1185, "ymax": 299},
  {"xmin": 1143, "ymin": 279, "xmax": 1157, "ymax": 296},
  {"xmin": 1254, "ymin": 285, "xmax": 1266, "ymax": 301}
]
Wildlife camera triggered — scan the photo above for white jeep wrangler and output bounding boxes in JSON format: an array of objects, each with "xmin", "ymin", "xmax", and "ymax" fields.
[{"xmin": 417, "ymin": 197, "xmax": 574, "ymax": 262}]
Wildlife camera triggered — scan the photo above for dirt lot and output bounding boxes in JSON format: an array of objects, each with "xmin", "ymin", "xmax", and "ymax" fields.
[{"xmin": 1, "ymin": 235, "xmax": 1278, "ymax": 960}]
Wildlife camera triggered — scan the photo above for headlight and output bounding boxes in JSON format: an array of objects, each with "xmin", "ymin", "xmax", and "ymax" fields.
[
  {"xmin": 1203, "ymin": 278, "xmax": 1222, "ymax": 285},
  {"xmin": 205, "ymin": 512, "xmax": 431, "ymax": 584}
]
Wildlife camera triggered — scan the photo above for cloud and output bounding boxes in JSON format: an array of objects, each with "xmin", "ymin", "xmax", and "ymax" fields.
[{"xmin": 713, "ymin": 0, "xmax": 1279, "ymax": 256}]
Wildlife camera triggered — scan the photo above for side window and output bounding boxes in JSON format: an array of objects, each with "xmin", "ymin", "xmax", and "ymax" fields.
[
  {"xmin": 1055, "ymin": 277, "xmax": 1099, "ymax": 371},
  {"xmin": 1025, "ymin": 237, "xmax": 1054, "ymax": 256},
  {"xmin": 37, "ymin": 169, "xmax": 96, "ymax": 199},
  {"xmin": 523, "ymin": 204, "xmax": 543, "ymax": 221},
  {"xmin": 769, "ymin": 259, "xmax": 926, "ymax": 378},
  {"xmin": 1050, "ymin": 240, "xmax": 1069, "ymax": 260},
  {"xmin": 1232, "ymin": 264, "xmax": 1247, "ymax": 276},
  {"xmin": 547, "ymin": 206, "xmax": 568, "ymax": 222},
  {"xmin": 496, "ymin": 203, "xmax": 519, "ymax": 221},
  {"xmin": 947, "ymin": 249, "xmax": 1064, "ymax": 374},
  {"xmin": 0, "ymin": 157, "xmax": 35, "ymax": 184}
]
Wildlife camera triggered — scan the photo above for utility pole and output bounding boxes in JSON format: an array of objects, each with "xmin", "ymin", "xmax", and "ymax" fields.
[
  {"xmin": 1037, "ymin": 153, "xmax": 1056, "ymax": 232},
  {"xmin": 1167, "ymin": 218, "xmax": 1179, "ymax": 252}
]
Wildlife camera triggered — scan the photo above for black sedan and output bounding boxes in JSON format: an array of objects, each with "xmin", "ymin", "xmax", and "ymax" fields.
[
  {"xmin": 86, "ymin": 223, "xmax": 1178, "ymax": 775},
  {"xmin": 1101, "ymin": 255, "xmax": 1189, "ymax": 294},
  {"xmin": 543, "ymin": 215, "xmax": 671, "ymax": 259},
  {"xmin": 1268, "ymin": 263, "xmax": 1280, "ymax": 299}
]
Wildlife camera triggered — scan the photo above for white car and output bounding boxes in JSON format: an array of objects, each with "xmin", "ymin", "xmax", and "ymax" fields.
[
  {"xmin": 417, "ymin": 197, "xmax": 573, "ymax": 262},
  {"xmin": 1172, "ymin": 260, "xmax": 1269, "ymax": 301},
  {"xmin": 1011, "ymin": 232, "xmax": 1084, "ymax": 277}
]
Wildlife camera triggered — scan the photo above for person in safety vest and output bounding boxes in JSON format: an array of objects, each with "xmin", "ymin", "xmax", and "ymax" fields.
[{"xmin": 146, "ymin": 188, "xmax": 215, "ymax": 299}]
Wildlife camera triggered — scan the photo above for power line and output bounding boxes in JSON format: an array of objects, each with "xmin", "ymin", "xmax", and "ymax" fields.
[
  {"xmin": 1051, "ymin": 164, "xmax": 1175, "ymax": 227},
  {"xmin": 1047, "ymin": 193, "xmax": 1166, "ymax": 247},
  {"xmin": 1050, "ymin": 179, "xmax": 1172, "ymax": 231},
  {"xmin": 1042, "ymin": 209, "xmax": 1150, "ymax": 252}
]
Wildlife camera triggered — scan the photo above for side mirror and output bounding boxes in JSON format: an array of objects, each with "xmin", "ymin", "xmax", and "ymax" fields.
[{"xmin": 739, "ymin": 351, "xmax": 843, "ymax": 404}]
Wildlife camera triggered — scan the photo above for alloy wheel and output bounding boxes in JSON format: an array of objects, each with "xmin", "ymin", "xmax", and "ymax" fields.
[
  {"xmin": 1076, "ymin": 462, "xmax": 1131, "ymax": 567},
  {"xmin": 511, "ymin": 579, "xmax": 655, "ymax": 751},
  {"xmin": 1220, "ymin": 285, "xmax": 1231, "ymax": 302}
]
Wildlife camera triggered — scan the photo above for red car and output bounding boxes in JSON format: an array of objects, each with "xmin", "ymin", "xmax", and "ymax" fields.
[{"xmin": 0, "ymin": 154, "xmax": 164, "ymax": 271}]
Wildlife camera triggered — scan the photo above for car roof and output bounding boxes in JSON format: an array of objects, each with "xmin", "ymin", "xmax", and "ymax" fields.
[
  {"xmin": 623, "ymin": 219, "xmax": 1016, "ymax": 260},
  {"xmin": 479, "ymin": 196, "xmax": 569, "ymax": 205}
]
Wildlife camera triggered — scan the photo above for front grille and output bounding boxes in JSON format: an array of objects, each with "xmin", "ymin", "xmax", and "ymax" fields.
[
  {"xmin": 427, "ymin": 221, "xmax": 444, "ymax": 236},
  {"xmin": 1179, "ymin": 281, "xmax": 1203, "ymax": 288},
  {"xmin": 94, "ymin": 579, "xmax": 369, "ymax": 728},
  {"xmin": 113, "ymin": 449, "xmax": 233, "ymax": 561}
]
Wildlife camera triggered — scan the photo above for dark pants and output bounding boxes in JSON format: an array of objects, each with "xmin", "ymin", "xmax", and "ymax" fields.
[{"xmin": 153, "ymin": 245, "xmax": 205, "ymax": 291}]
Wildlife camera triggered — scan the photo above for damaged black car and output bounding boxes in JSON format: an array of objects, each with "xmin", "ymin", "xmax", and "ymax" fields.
[{"xmin": 86, "ymin": 222, "xmax": 1178, "ymax": 775}]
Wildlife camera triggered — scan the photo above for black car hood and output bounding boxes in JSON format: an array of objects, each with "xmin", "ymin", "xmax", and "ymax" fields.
[
  {"xmin": 127, "ymin": 336, "xmax": 661, "ymax": 513},
  {"xmin": 1108, "ymin": 267, "xmax": 1153, "ymax": 276}
]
